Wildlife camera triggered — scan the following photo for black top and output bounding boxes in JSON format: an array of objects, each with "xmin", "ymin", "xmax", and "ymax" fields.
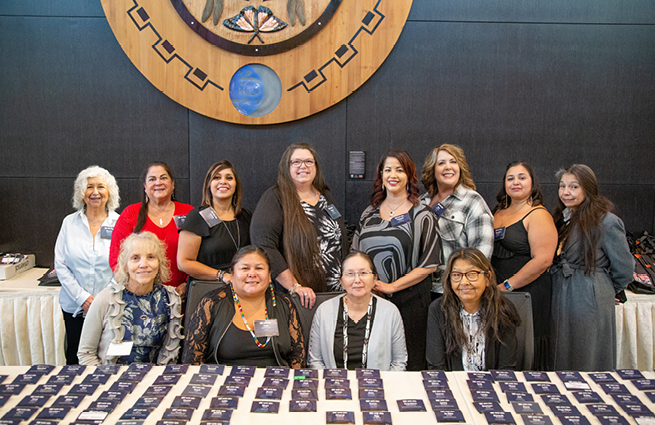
[
  {"xmin": 180, "ymin": 206, "xmax": 252, "ymax": 276},
  {"xmin": 216, "ymin": 323, "xmax": 277, "ymax": 367},
  {"xmin": 333, "ymin": 297, "xmax": 378, "ymax": 369}
]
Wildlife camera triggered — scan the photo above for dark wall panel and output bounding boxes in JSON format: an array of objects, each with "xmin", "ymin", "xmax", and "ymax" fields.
[
  {"xmin": 409, "ymin": 0, "xmax": 655, "ymax": 24},
  {"xmin": 0, "ymin": 16, "xmax": 190, "ymax": 179},
  {"xmin": 0, "ymin": 0, "xmax": 104, "ymax": 17},
  {"xmin": 187, "ymin": 105, "xmax": 348, "ymax": 213}
]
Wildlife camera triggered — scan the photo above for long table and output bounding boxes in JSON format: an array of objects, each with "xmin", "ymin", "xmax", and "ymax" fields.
[
  {"xmin": 0, "ymin": 366, "xmax": 653, "ymax": 425},
  {"xmin": 0, "ymin": 268, "xmax": 65, "ymax": 366}
]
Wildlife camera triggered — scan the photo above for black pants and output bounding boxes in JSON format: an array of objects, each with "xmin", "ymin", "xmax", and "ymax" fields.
[{"xmin": 62, "ymin": 310, "xmax": 85, "ymax": 365}]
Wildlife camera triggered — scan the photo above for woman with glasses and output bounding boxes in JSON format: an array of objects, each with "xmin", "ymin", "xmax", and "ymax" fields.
[
  {"xmin": 308, "ymin": 252, "xmax": 407, "ymax": 370},
  {"xmin": 251, "ymin": 143, "xmax": 348, "ymax": 309},
  {"xmin": 426, "ymin": 248, "xmax": 521, "ymax": 371}
]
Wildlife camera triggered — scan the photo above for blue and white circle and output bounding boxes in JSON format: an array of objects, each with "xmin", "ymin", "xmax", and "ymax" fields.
[{"xmin": 229, "ymin": 64, "xmax": 282, "ymax": 117}]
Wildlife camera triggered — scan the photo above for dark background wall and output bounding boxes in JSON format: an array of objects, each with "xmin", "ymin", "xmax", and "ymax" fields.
[{"xmin": 1, "ymin": 0, "xmax": 654, "ymax": 267}]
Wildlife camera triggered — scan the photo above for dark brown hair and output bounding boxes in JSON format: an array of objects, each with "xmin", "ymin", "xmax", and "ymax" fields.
[
  {"xmin": 440, "ymin": 248, "xmax": 521, "ymax": 356},
  {"xmin": 493, "ymin": 161, "xmax": 544, "ymax": 213},
  {"xmin": 277, "ymin": 143, "xmax": 329, "ymax": 291},
  {"xmin": 421, "ymin": 144, "xmax": 475, "ymax": 196},
  {"xmin": 135, "ymin": 161, "xmax": 176, "ymax": 233},
  {"xmin": 370, "ymin": 150, "xmax": 420, "ymax": 209},
  {"xmin": 553, "ymin": 164, "xmax": 613, "ymax": 275},
  {"xmin": 341, "ymin": 251, "xmax": 378, "ymax": 276},
  {"xmin": 230, "ymin": 245, "xmax": 270, "ymax": 272},
  {"xmin": 201, "ymin": 160, "xmax": 243, "ymax": 217}
]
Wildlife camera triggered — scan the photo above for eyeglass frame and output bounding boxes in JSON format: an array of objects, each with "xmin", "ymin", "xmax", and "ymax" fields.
[
  {"xmin": 289, "ymin": 159, "xmax": 316, "ymax": 168},
  {"xmin": 449, "ymin": 270, "xmax": 487, "ymax": 282},
  {"xmin": 341, "ymin": 271, "xmax": 374, "ymax": 280}
]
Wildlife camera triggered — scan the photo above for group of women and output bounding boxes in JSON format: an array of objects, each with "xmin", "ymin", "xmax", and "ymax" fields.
[{"xmin": 54, "ymin": 143, "xmax": 634, "ymax": 372}]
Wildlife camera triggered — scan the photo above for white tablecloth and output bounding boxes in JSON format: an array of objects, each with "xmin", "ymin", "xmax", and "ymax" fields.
[
  {"xmin": 616, "ymin": 291, "xmax": 655, "ymax": 370},
  {"xmin": 0, "ymin": 366, "xmax": 653, "ymax": 425},
  {"xmin": 0, "ymin": 268, "xmax": 65, "ymax": 366}
]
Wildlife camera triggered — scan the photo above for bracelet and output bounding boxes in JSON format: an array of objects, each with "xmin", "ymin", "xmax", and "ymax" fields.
[
  {"xmin": 216, "ymin": 270, "xmax": 225, "ymax": 283},
  {"xmin": 289, "ymin": 283, "xmax": 302, "ymax": 294},
  {"xmin": 503, "ymin": 280, "xmax": 514, "ymax": 292}
]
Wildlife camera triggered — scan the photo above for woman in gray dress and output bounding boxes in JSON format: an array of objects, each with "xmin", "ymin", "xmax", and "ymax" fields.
[{"xmin": 551, "ymin": 164, "xmax": 633, "ymax": 371}]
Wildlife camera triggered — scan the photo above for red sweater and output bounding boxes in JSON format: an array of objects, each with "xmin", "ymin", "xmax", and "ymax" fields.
[{"xmin": 109, "ymin": 202, "xmax": 194, "ymax": 287}]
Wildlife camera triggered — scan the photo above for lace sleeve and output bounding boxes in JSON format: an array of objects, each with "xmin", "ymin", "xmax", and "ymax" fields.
[
  {"xmin": 285, "ymin": 295, "xmax": 306, "ymax": 368},
  {"xmin": 181, "ymin": 292, "xmax": 220, "ymax": 364}
]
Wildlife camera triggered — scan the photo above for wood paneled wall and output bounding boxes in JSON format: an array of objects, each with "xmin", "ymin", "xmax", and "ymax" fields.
[{"xmin": 1, "ymin": 0, "xmax": 653, "ymax": 267}]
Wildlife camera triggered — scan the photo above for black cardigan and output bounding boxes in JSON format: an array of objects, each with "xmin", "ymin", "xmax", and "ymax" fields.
[{"xmin": 426, "ymin": 298, "xmax": 518, "ymax": 371}]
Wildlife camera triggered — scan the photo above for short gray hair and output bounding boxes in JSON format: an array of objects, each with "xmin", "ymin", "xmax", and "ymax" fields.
[{"xmin": 72, "ymin": 166, "xmax": 120, "ymax": 211}]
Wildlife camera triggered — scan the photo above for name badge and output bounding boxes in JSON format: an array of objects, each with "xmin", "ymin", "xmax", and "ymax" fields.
[
  {"xmin": 432, "ymin": 202, "xmax": 445, "ymax": 217},
  {"xmin": 494, "ymin": 227, "xmax": 506, "ymax": 240},
  {"xmin": 199, "ymin": 208, "xmax": 221, "ymax": 228},
  {"xmin": 326, "ymin": 204, "xmax": 342, "ymax": 219},
  {"xmin": 172, "ymin": 215, "xmax": 187, "ymax": 228},
  {"xmin": 106, "ymin": 341, "xmax": 133, "ymax": 357},
  {"xmin": 99, "ymin": 226, "xmax": 113, "ymax": 239},
  {"xmin": 390, "ymin": 213, "xmax": 411, "ymax": 227},
  {"xmin": 254, "ymin": 319, "xmax": 279, "ymax": 337}
]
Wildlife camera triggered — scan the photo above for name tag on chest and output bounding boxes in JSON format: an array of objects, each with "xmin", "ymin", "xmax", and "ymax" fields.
[
  {"xmin": 173, "ymin": 215, "xmax": 187, "ymax": 228},
  {"xmin": 254, "ymin": 319, "xmax": 279, "ymax": 337},
  {"xmin": 99, "ymin": 226, "xmax": 113, "ymax": 239},
  {"xmin": 432, "ymin": 202, "xmax": 446, "ymax": 217},
  {"xmin": 494, "ymin": 227, "xmax": 506, "ymax": 240},
  {"xmin": 326, "ymin": 204, "xmax": 341, "ymax": 220},
  {"xmin": 199, "ymin": 208, "xmax": 221, "ymax": 228},
  {"xmin": 390, "ymin": 213, "xmax": 411, "ymax": 227}
]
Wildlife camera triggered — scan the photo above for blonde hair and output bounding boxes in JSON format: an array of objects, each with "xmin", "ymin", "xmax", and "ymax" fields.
[
  {"xmin": 114, "ymin": 232, "xmax": 171, "ymax": 285},
  {"xmin": 421, "ymin": 144, "xmax": 475, "ymax": 196}
]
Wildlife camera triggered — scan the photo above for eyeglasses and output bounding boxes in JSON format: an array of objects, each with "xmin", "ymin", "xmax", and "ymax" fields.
[
  {"xmin": 290, "ymin": 159, "xmax": 315, "ymax": 168},
  {"xmin": 342, "ymin": 271, "xmax": 373, "ymax": 280},
  {"xmin": 449, "ymin": 270, "xmax": 486, "ymax": 282}
]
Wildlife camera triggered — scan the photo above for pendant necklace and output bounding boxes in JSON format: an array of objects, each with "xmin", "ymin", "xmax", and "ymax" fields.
[{"xmin": 386, "ymin": 198, "xmax": 407, "ymax": 218}]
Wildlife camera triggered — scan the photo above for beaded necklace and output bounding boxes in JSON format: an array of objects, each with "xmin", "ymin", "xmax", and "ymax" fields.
[{"xmin": 230, "ymin": 283, "xmax": 276, "ymax": 348}]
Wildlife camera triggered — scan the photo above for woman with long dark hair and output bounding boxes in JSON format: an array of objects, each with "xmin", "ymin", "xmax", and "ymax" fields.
[
  {"xmin": 250, "ymin": 143, "xmax": 348, "ymax": 308},
  {"xmin": 491, "ymin": 161, "xmax": 557, "ymax": 370},
  {"xmin": 427, "ymin": 248, "xmax": 521, "ymax": 371},
  {"xmin": 352, "ymin": 149, "xmax": 440, "ymax": 370},
  {"xmin": 177, "ymin": 161, "xmax": 251, "ymax": 283},
  {"xmin": 551, "ymin": 164, "xmax": 633, "ymax": 371},
  {"xmin": 109, "ymin": 162, "xmax": 193, "ymax": 294}
]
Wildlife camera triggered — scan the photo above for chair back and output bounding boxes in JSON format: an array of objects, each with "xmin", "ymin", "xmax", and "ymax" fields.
[
  {"xmin": 291, "ymin": 291, "xmax": 345, "ymax": 344},
  {"xmin": 502, "ymin": 291, "xmax": 534, "ymax": 370},
  {"xmin": 184, "ymin": 280, "xmax": 226, "ymax": 331}
]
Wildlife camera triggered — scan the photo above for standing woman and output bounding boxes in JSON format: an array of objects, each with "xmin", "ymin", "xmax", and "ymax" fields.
[
  {"xmin": 109, "ymin": 162, "xmax": 193, "ymax": 295},
  {"xmin": 492, "ymin": 161, "xmax": 557, "ymax": 370},
  {"xmin": 420, "ymin": 144, "xmax": 494, "ymax": 299},
  {"xmin": 251, "ymin": 143, "xmax": 348, "ymax": 308},
  {"xmin": 551, "ymin": 164, "xmax": 633, "ymax": 371},
  {"xmin": 177, "ymin": 161, "xmax": 251, "ymax": 283},
  {"xmin": 55, "ymin": 166, "xmax": 120, "ymax": 364},
  {"xmin": 352, "ymin": 150, "xmax": 440, "ymax": 370}
]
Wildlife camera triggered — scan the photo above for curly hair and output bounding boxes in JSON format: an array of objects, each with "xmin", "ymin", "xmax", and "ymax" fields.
[
  {"xmin": 114, "ymin": 232, "xmax": 171, "ymax": 285},
  {"xmin": 370, "ymin": 150, "xmax": 420, "ymax": 209},
  {"xmin": 553, "ymin": 164, "xmax": 613, "ymax": 275},
  {"xmin": 200, "ymin": 160, "xmax": 243, "ymax": 217},
  {"xmin": 276, "ymin": 143, "xmax": 329, "ymax": 291},
  {"xmin": 72, "ymin": 165, "xmax": 120, "ymax": 211},
  {"xmin": 493, "ymin": 161, "xmax": 544, "ymax": 213},
  {"xmin": 421, "ymin": 144, "xmax": 475, "ymax": 196},
  {"xmin": 440, "ymin": 248, "xmax": 521, "ymax": 356}
]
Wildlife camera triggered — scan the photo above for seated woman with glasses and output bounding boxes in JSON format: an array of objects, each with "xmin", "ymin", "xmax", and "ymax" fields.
[
  {"xmin": 308, "ymin": 251, "xmax": 407, "ymax": 371},
  {"xmin": 426, "ymin": 248, "xmax": 521, "ymax": 371}
]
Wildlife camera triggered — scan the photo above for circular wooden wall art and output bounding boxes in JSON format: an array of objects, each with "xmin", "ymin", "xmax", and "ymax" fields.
[{"xmin": 101, "ymin": 0, "xmax": 413, "ymax": 124}]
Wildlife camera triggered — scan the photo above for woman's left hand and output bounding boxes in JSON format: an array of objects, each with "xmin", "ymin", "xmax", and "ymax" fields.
[
  {"xmin": 176, "ymin": 281, "xmax": 187, "ymax": 298},
  {"xmin": 374, "ymin": 280, "xmax": 395, "ymax": 295},
  {"xmin": 497, "ymin": 283, "xmax": 508, "ymax": 292},
  {"xmin": 294, "ymin": 286, "xmax": 316, "ymax": 309}
]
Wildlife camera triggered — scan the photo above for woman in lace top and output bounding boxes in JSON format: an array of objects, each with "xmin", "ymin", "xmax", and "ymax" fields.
[
  {"xmin": 182, "ymin": 246, "xmax": 305, "ymax": 368},
  {"xmin": 78, "ymin": 232, "xmax": 183, "ymax": 365}
]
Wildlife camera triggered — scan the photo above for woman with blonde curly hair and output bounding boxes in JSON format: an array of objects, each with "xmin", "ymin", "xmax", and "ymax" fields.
[{"xmin": 78, "ymin": 232, "xmax": 183, "ymax": 365}]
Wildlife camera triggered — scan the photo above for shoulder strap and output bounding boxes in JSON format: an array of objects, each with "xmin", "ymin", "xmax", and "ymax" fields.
[{"xmin": 520, "ymin": 206, "xmax": 547, "ymax": 221}]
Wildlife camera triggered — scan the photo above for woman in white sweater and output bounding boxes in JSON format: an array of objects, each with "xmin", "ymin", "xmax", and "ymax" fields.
[{"xmin": 308, "ymin": 252, "xmax": 407, "ymax": 371}]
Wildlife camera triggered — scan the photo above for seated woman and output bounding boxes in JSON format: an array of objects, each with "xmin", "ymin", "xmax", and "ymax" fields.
[
  {"xmin": 182, "ymin": 246, "xmax": 305, "ymax": 368},
  {"xmin": 426, "ymin": 248, "xmax": 521, "ymax": 371},
  {"xmin": 308, "ymin": 252, "xmax": 407, "ymax": 371},
  {"xmin": 78, "ymin": 232, "xmax": 183, "ymax": 365}
]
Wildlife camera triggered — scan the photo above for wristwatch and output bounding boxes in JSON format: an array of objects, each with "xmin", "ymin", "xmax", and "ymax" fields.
[{"xmin": 503, "ymin": 280, "xmax": 514, "ymax": 292}]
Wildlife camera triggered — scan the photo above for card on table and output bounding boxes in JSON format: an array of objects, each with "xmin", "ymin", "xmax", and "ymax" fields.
[
  {"xmin": 325, "ymin": 378, "xmax": 350, "ymax": 389},
  {"xmin": 210, "ymin": 396, "xmax": 239, "ymax": 409},
  {"xmin": 46, "ymin": 374, "xmax": 75, "ymax": 385},
  {"xmin": 201, "ymin": 408, "xmax": 233, "ymax": 421},
  {"xmin": 16, "ymin": 395, "xmax": 51, "ymax": 407},
  {"xmin": 573, "ymin": 391, "xmax": 604, "ymax": 403},
  {"xmin": 256, "ymin": 387, "xmax": 283, "ymax": 400},
  {"xmin": 470, "ymin": 389, "xmax": 499, "ymax": 402},
  {"xmin": 597, "ymin": 415, "xmax": 630, "ymax": 425},
  {"xmin": 293, "ymin": 379, "xmax": 318, "ymax": 389},
  {"xmin": 620, "ymin": 404, "xmax": 655, "ymax": 417},
  {"xmin": 200, "ymin": 364, "xmax": 225, "ymax": 375},
  {"xmin": 363, "ymin": 411, "xmax": 392, "ymax": 424},
  {"xmin": 27, "ymin": 365, "xmax": 56, "ymax": 375},
  {"xmin": 468, "ymin": 372, "xmax": 492, "ymax": 381},
  {"xmin": 126, "ymin": 363, "xmax": 153, "ymax": 373},
  {"xmin": 600, "ymin": 383, "xmax": 630, "ymax": 394},
  {"xmin": 96, "ymin": 390, "xmax": 128, "ymax": 402},
  {"xmin": 264, "ymin": 367, "xmax": 290, "ymax": 378},
  {"xmin": 434, "ymin": 409, "xmax": 465, "ymax": 423},
  {"xmin": 468, "ymin": 380, "xmax": 494, "ymax": 391},
  {"xmin": 484, "ymin": 411, "xmax": 515, "ymax": 424},
  {"xmin": 589, "ymin": 373, "xmax": 618, "ymax": 383},
  {"xmin": 87, "ymin": 400, "xmax": 120, "ymax": 412},
  {"xmin": 359, "ymin": 388, "xmax": 385, "ymax": 400},
  {"xmin": 12, "ymin": 374, "xmax": 41, "ymax": 385},
  {"xmin": 430, "ymin": 398, "xmax": 459, "ymax": 410},
  {"xmin": 557, "ymin": 371, "xmax": 585, "ymax": 382},
  {"xmin": 511, "ymin": 402, "xmax": 542, "ymax": 414},
  {"xmin": 291, "ymin": 388, "xmax": 318, "ymax": 400},
  {"xmin": 82, "ymin": 374, "xmax": 110, "ymax": 384},
  {"xmin": 250, "ymin": 400, "xmax": 280, "ymax": 413},
  {"xmin": 397, "ymin": 399, "xmax": 426, "ymax": 412},
  {"xmin": 500, "ymin": 382, "xmax": 527, "ymax": 393},
  {"xmin": 32, "ymin": 384, "xmax": 63, "ymax": 396},
  {"xmin": 218, "ymin": 385, "xmax": 246, "ymax": 397},
  {"xmin": 356, "ymin": 369, "xmax": 380, "ymax": 379},
  {"xmin": 262, "ymin": 378, "xmax": 289, "ymax": 389},
  {"xmin": 118, "ymin": 371, "xmax": 147, "ymax": 382},
  {"xmin": 181, "ymin": 384, "xmax": 211, "ymax": 397},
  {"xmin": 230, "ymin": 365, "xmax": 256, "ymax": 377},
  {"xmin": 358, "ymin": 378, "xmax": 383, "ymax": 388},
  {"xmin": 531, "ymin": 383, "xmax": 560, "ymax": 394},
  {"xmin": 506, "ymin": 392, "xmax": 534, "ymax": 403},
  {"xmin": 68, "ymin": 383, "xmax": 99, "ymax": 396},
  {"xmin": 523, "ymin": 372, "xmax": 550, "ymax": 382},
  {"xmin": 491, "ymin": 370, "xmax": 517, "ymax": 381},
  {"xmin": 557, "ymin": 415, "xmax": 591, "ymax": 425},
  {"xmin": 426, "ymin": 389, "xmax": 455, "ymax": 400},
  {"xmin": 109, "ymin": 381, "xmax": 136, "ymax": 393},
  {"xmin": 224, "ymin": 375, "xmax": 251, "ymax": 386},
  {"xmin": 549, "ymin": 404, "xmax": 581, "ymax": 416},
  {"xmin": 289, "ymin": 399, "xmax": 318, "ymax": 412},
  {"xmin": 79, "ymin": 410, "xmax": 110, "ymax": 421},
  {"xmin": 163, "ymin": 364, "xmax": 188, "ymax": 375},
  {"xmin": 172, "ymin": 396, "xmax": 202, "ymax": 408},
  {"xmin": 96, "ymin": 364, "xmax": 122, "ymax": 375},
  {"xmin": 326, "ymin": 388, "xmax": 352, "ymax": 400},
  {"xmin": 616, "ymin": 369, "xmax": 645, "ymax": 380},
  {"xmin": 586, "ymin": 404, "xmax": 619, "ymax": 415},
  {"xmin": 142, "ymin": 385, "xmax": 172, "ymax": 397},
  {"xmin": 153, "ymin": 374, "xmax": 180, "ymax": 386},
  {"xmin": 541, "ymin": 394, "xmax": 571, "ymax": 405},
  {"xmin": 294, "ymin": 369, "xmax": 318, "ymax": 379},
  {"xmin": 612, "ymin": 394, "xmax": 642, "ymax": 405},
  {"xmin": 522, "ymin": 415, "xmax": 554, "ymax": 425},
  {"xmin": 422, "ymin": 370, "xmax": 447, "ymax": 380},
  {"xmin": 359, "ymin": 399, "xmax": 388, "ymax": 411},
  {"xmin": 473, "ymin": 401, "xmax": 504, "ymax": 413},
  {"xmin": 131, "ymin": 397, "xmax": 162, "ymax": 410},
  {"xmin": 119, "ymin": 408, "xmax": 150, "ymax": 420},
  {"xmin": 324, "ymin": 369, "xmax": 348, "ymax": 379},
  {"xmin": 59, "ymin": 365, "xmax": 87, "ymax": 375},
  {"xmin": 423, "ymin": 379, "xmax": 449, "ymax": 389},
  {"xmin": 632, "ymin": 380, "xmax": 655, "ymax": 391},
  {"xmin": 326, "ymin": 411, "xmax": 355, "ymax": 424},
  {"xmin": 162, "ymin": 408, "xmax": 194, "ymax": 420}
]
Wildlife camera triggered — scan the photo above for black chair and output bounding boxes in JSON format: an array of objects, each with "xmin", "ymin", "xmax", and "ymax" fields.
[
  {"xmin": 502, "ymin": 291, "xmax": 535, "ymax": 371},
  {"xmin": 184, "ymin": 280, "xmax": 225, "ymax": 331},
  {"xmin": 291, "ymin": 291, "xmax": 345, "ymax": 345}
]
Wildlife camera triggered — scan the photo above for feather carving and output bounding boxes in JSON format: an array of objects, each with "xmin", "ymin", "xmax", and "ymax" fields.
[
  {"xmin": 295, "ymin": 0, "xmax": 306, "ymax": 26},
  {"xmin": 212, "ymin": 0, "xmax": 223, "ymax": 26},
  {"xmin": 287, "ymin": 0, "xmax": 297, "ymax": 26}
]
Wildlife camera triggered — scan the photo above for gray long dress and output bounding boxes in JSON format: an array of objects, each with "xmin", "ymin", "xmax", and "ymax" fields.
[{"xmin": 550, "ymin": 212, "xmax": 633, "ymax": 371}]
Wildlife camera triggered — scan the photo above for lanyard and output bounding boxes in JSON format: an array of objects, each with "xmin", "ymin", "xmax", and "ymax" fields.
[{"xmin": 342, "ymin": 296, "xmax": 373, "ymax": 369}]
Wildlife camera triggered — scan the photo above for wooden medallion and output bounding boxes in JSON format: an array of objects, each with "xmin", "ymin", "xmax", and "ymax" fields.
[{"xmin": 101, "ymin": 0, "xmax": 413, "ymax": 124}]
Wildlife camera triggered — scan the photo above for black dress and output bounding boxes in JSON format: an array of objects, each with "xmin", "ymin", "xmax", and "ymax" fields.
[
  {"xmin": 491, "ymin": 208, "xmax": 552, "ymax": 370},
  {"xmin": 179, "ymin": 206, "xmax": 252, "ymax": 278}
]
